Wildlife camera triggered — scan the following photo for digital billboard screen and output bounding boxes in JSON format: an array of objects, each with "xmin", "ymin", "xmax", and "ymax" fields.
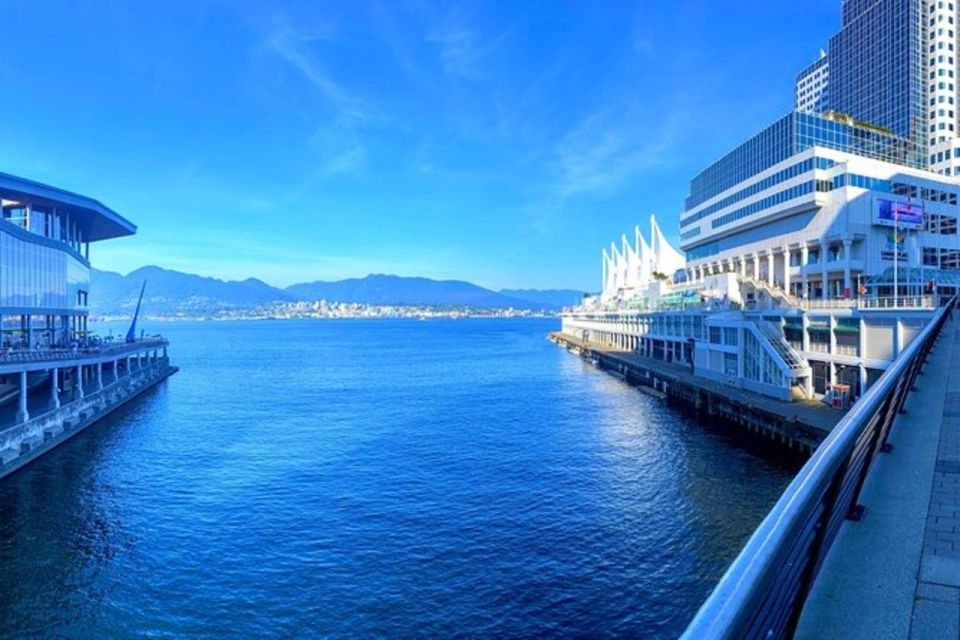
[{"xmin": 875, "ymin": 199, "xmax": 924, "ymax": 229}]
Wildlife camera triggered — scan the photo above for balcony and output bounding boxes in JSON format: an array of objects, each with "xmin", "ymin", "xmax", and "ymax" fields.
[
  {"xmin": 798, "ymin": 295, "xmax": 937, "ymax": 311},
  {"xmin": 0, "ymin": 336, "xmax": 168, "ymax": 371}
]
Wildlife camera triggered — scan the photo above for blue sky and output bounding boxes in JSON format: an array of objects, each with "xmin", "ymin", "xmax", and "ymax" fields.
[{"xmin": 0, "ymin": 1, "xmax": 839, "ymax": 291}]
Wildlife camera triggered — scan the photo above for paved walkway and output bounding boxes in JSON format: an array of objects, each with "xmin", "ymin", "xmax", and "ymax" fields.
[{"xmin": 796, "ymin": 317, "xmax": 960, "ymax": 639}]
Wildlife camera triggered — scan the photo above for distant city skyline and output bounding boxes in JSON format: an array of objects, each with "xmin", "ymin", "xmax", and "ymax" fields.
[{"xmin": 0, "ymin": 1, "xmax": 838, "ymax": 291}]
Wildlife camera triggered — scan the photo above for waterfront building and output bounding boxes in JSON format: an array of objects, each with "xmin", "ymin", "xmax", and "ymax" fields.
[
  {"xmin": 0, "ymin": 172, "xmax": 176, "ymax": 479},
  {"xmin": 559, "ymin": 0, "xmax": 960, "ymax": 406}
]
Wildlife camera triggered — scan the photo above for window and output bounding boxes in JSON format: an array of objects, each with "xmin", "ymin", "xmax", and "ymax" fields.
[
  {"xmin": 724, "ymin": 328, "xmax": 738, "ymax": 346},
  {"xmin": 724, "ymin": 352, "xmax": 738, "ymax": 376}
]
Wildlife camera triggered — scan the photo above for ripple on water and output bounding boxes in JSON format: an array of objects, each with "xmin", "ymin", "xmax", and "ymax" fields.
[{"xmin": 0, "ymin": 318, "xmax": 794, "ymax": 639}]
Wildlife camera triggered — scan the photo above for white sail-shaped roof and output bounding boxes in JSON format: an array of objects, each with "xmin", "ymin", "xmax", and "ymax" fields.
[
  {"xmin": 621, "ymin": 234, "xmax": 639, "ymax": 289},
  {"xmin": 650, "ymin": 214, "xmax": 686, "ymax": 277},
  {"xmin": 610, "ymin": 242, "xmax": 625, "ymax": 291},
  {"xmin": 635, "ymin": 225, "xmax": 653, "ymax": 288},
  {"xmin": 596, "ymin": 214, "xmax": 687, "ymax": 303}
]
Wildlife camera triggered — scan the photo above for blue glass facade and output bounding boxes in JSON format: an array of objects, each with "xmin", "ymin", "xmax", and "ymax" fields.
[
  {"xmin": 827, "ymin": 0, "xmax": 926, "ymax": 152},
  {"xmin": 710, "ymin": 182, "xmax": 815, "ymax": 230},
  {"xmin": 681, "ymin": 157, "xmax": 834, "ymax": 227},
  {"xmin": 685, "ymin": 112, "xmax": 923, "ymax": 213},
  {"xmin": 0, "ymin": 225, "xmax": 89, "ymax": 311}
]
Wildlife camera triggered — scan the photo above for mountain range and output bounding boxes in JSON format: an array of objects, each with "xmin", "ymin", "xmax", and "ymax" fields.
[{"xmin": 88, "ymin": 266, "xmax": 584, "ymax": 317}]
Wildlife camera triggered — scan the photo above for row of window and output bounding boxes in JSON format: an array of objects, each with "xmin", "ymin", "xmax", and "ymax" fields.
[
  {"xmin": 710, "ymin": 182, "xmax": 815, "ymax": 230},
  {"xmin": 923, "ymin": 247, "xmax": 960, "ymax": 269},
  {"xmin": 929, "ymin": 68, "xmax": 956, "ymax": 79},
  {"xmin": 708, "ymin": 326, "xmax": 739, "ymax": 346},
  {"xmin": 1, "ymin": 204, "xmax": 86, "ymax": 254},
  {"xmin": 832, "ymin": 173, "xmax": 892, "ymax": 191},
  {"xmin": 929, "ymin": 148, "xmax": 960, "ymax": 164},
  {"xmin": 686, "ymin": 174, "xmax": 960, "ymax": 258},
  {"xmin": 925, "ymin": 212, "xmax": 958, "ymax": 234},
  {"xmin": 681, "ymin": 156, "xmax": 833, "ymax": 227},
  {"xmin": 891, "ymin": 181, "xmax": 959, "ymax": 204},
  {"xmin": 687, "ymin": 112, "xmax": 924, "ymax": 212}
]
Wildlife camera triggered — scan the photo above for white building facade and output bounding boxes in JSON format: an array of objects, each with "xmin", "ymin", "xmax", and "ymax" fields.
[{"xmin": 560, "ymin": 0, "xmax": 960, "ymax": 405}]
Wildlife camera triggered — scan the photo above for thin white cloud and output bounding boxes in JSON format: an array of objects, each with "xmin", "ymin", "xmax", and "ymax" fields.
[
  {"xmin": 261, "ymin": 17, "xmax": 379, "ymax": 175},
  {"xmin": 554, "ymin": 104, "xmax": 680, "ymax": 198},
  {"xmin": 425, "ymin": 17, "xmax": 510, "ymax": 80},
  {"xmin": 265, "ymin": 21, "xmax": 370, "ymax": 125}
]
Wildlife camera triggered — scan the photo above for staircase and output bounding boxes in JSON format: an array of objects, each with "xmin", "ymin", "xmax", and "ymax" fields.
[
  {"xmin": 753, "ymin": 320, "xmax": 810, "ymax": 376},
  {"xmin": 740, "ymin": 276, "xmax": 800, "ymax": 309}
]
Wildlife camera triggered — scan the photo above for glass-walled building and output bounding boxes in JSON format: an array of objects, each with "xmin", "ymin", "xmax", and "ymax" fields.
[
  {"xmin": 826, "ymin": 0, "xmax": 927, "ymax": 155},
  {"xmin": 0, "ymin": 172, "xmax": 136, "ymax": 348},
  {"xmin": 0, "ymin": 171, "xmax": 176, "ymax": 479}
]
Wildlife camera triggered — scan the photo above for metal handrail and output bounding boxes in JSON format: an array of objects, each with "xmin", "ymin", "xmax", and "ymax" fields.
[
  {"xmin": 0, "ymin": 337, "xmax": 167, "ymax": 365},
  {"xmin": 682, "ymin": 296, "xmax": 955, "ymax": 639}
]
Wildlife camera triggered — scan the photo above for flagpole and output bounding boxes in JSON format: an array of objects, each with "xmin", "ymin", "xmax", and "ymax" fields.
[{"xmin": 895, "ymin": 199, "xmax": 901, "ymax": 304}]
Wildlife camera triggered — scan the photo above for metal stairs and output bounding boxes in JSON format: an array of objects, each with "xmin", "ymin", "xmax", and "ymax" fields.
[{"xmin": 753, "ymin": 320, "xmax": 810, "ymax": 376}]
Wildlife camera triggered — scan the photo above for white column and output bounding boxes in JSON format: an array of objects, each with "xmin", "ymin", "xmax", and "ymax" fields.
[
  {"xmin": 766, "ymin": 252, "xmax": 775, "ymax": 286},
  {"xmin": 829, "ymin": 316, "xmax": 837, "ymax": 355},
  {"xmin": 76, "ymin": 365, "xmax": 84, "ymax": 398},
  {"xmin": 752, "ymin": 254, "xmax": 759, "ymax": 281},
  {"xmin": 783, "ymin": 250, "xmax": 791, "ymax": 295},
  {"xmin": 49, "ymin": 367, "xmax": 60, "ymax": 410},
  {"xmin": 843, "ymin": 238, "xmax": 853, "ymax": 297},
  {"xmin": 96, "ymin": 362, "xmax": 103, "ymax": 390},
  {"xmin": 16, "ymin": 370, "xmax": 28, "ymax": 423},
  {"xmin": 859, "ymin": 318, "xmax": 866, "ymax": 358},
  {"xmin": 801, "ymin": 245, "xmax": 809, "ymax": 298},
  {"xmin": 740, "ymin": 257, "xmax": 747, "ymax": 279},
  {"xmin": 821, "ymin": 243, "xmax": 829, "ymax": 299}
]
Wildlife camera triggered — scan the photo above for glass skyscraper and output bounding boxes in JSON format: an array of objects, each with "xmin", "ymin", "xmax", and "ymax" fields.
[{"xmin": 826, "ymin": 0, "xmax": 927, "ymax": 165}]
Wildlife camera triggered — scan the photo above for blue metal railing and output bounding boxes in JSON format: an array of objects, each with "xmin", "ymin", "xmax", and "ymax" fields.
[
  {"xmin": 0, "ymin": 337, "xmax": 167, "ymax": 365},
  {"xmin": 682, "ymin": 296, "xmax": 956, "ymax": 639}
]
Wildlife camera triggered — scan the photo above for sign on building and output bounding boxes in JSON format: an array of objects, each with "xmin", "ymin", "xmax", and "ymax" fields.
[
  {"xmin": 880, "ymin": 227, "xmax": 908, "ymax": 262},
  {"xmin": 874, "ymin": 198, "xmax": 924, "ymax": 229}
]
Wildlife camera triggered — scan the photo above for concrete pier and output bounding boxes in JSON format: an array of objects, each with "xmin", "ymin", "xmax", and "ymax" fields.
[
  {"xmin": 796, "ymin": 316, "xmax": 960, "ymax": 639},
  {"xmin": 550, "ymin": 331, "xmax": 840, "ymax": 453},
  {"xmin": 0, "ymin": 342, "xmax": 178, "ymax": 481}
]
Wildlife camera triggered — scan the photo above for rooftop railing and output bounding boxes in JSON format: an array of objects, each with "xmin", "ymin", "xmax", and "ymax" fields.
[
  {"xmin": 681, "ymin": 296, "xmax": 955, "ymax": 639},
  {"xmin": 0, "ymin": 336, "xmax": 167, "ymax": 366}
]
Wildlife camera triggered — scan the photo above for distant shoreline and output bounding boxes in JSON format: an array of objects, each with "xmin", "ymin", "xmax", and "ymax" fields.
[{"xmin": 90, "ymin": 311, "xmax": 559, "ymax": 323}]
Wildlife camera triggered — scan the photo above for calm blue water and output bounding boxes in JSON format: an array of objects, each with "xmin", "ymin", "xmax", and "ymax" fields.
[{"xmin": 0, "ymin": 318, "xmax": 794, "ymax": 638}]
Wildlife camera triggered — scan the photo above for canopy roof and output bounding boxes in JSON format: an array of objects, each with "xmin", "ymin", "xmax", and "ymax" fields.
[
  {"xmin": 865, "ymin": 267, "xmax": 960, "ymax": 286},
  {"xmin": 0, "ymin": 172, "xmax": 136, "ymax": 242}
]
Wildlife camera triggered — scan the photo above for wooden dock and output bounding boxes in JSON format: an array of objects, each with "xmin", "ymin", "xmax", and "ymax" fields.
[{"xmin": 549, "ymin": 331, "xmax": 841, "ymax": 454}]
